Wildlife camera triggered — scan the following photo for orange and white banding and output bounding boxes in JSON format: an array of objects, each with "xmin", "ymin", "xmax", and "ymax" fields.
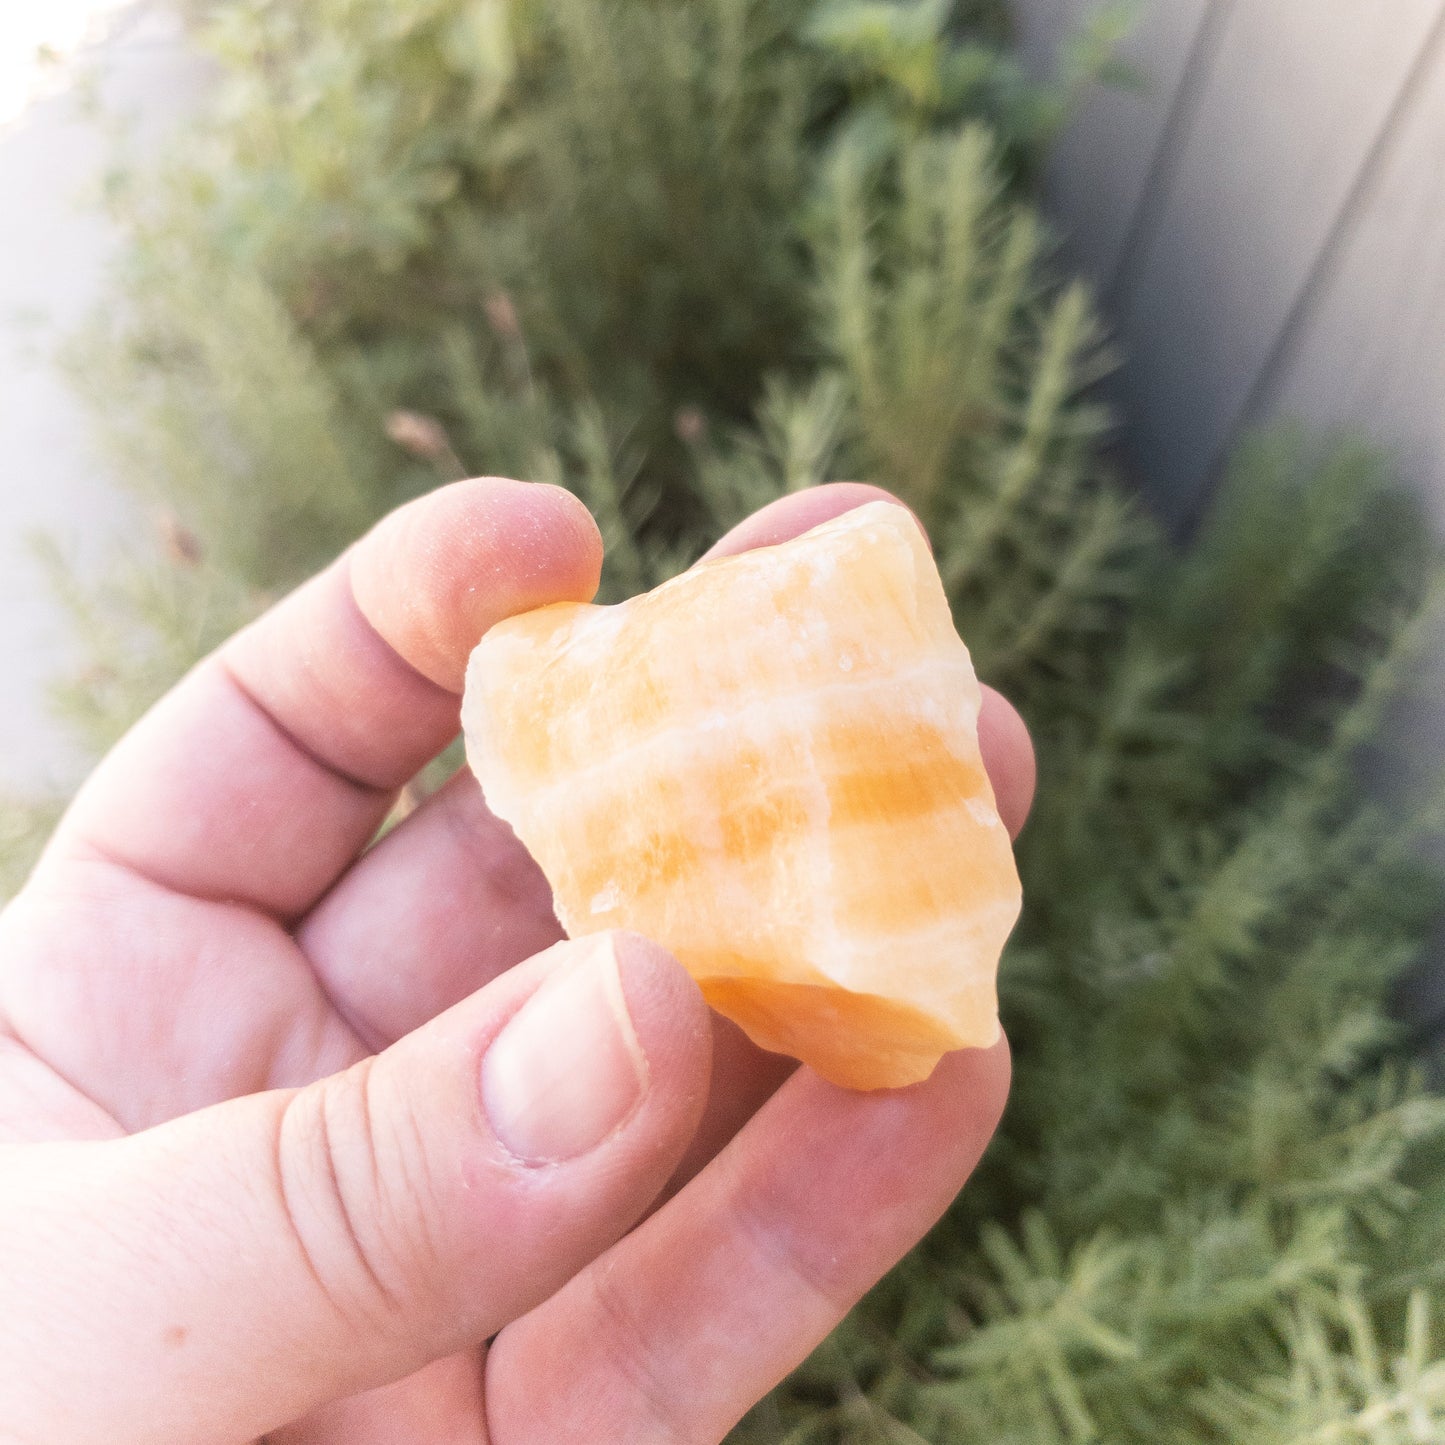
[{"xmin": 462, "ymin": 501, "xmax": 1022, "ymax": 1089}]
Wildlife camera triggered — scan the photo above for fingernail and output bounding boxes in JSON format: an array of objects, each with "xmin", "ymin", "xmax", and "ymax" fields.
[{"xmin": 482, "ymin": 936, "xmax": 648, "ymax": 1163}]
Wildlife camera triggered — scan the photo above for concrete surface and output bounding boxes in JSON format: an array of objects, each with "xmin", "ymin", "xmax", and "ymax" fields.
[{"xmin": 0, "ymin": 2, "xmax": 204, "ymax": 793}]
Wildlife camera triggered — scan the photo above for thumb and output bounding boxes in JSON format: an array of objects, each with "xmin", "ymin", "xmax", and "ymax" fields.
[{"xmin": 1, "ymin": 932, "xmax": 711, "ymax": 1445}]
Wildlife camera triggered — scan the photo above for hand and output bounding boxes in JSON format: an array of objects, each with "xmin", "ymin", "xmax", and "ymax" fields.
[{"xmin": 0, "ymin": 480, "xmax": 1034, "ymax": 1444}]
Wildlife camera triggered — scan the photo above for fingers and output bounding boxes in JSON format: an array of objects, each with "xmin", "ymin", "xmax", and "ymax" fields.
[
  {"xmin": 700, "ymin": 481, "xmax": 925, "ymax": 559},
  {"xmin": 265, "ymin": 1353, "xmax": 486, "ymax": 1445},
  {"xmin": 662, "ymin": 1013, "xmax": 795, "ymax": 1202},
  {"xmin": 297, "ymin": 769, "xmax": 564, "ymax": 1050},
  {"xmin": 41, "ymin": 479, "xmax": 601, "ymax": 917},
  {"xmin": 978, "ymin": 686, "xmax": 1036, "ymax": 838},
  {"xmin": 296, "ymin": 483, "xmax": 1036, "ymax": 1058},
  {"xmin": 0, "ymin": 932, "xmax": 709, "ymax": 1445},
  {"xmin": 487, "ymin": 1037, "xmax": 1011, "ymax": 1444}
]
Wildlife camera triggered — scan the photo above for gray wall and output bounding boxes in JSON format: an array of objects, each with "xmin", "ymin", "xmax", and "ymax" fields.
[
  {"xmin": 1014, "ymin": 0, "xmax": 1445, "ymax": 528},
  {"xmin": 1012, "ymin": 1, "xmax": 1445, "ymax": 1038}
]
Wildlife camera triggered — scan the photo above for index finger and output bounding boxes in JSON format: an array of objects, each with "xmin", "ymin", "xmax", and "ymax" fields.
[{"xmin": 38, "ymin": 479, "xmax": 602, "ymax": 918}]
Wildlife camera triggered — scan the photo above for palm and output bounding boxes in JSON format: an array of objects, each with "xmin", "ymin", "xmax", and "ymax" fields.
[{"xmin": 0, "ymin": 481, "xmax": 1028, "ymax": 1443}]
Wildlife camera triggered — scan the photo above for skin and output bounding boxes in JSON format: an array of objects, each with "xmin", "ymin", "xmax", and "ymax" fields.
[{"xmin": 0, "ymin": 480, "xmax": 1035, "ymax": 1444}]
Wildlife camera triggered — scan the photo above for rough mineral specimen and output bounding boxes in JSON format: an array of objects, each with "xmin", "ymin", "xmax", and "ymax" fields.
[{"xmin": 462, "ymin": 501, "xmax": 1022, "ymax": 1089}]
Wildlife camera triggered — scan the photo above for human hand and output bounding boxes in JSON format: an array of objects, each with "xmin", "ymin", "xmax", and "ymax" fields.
[{"xmin": 0, "ymin": 480, "xmax": 1034, "ymax": 1444}]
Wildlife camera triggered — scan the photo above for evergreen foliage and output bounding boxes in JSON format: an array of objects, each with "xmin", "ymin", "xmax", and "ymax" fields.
[{"xmin": 6, "ymin": 1, "xmax": 1443, "ymax": 1437}]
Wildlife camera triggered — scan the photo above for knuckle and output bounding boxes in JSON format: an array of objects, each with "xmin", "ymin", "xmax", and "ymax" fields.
[
  {"xmin": 586, "ymin": 1259, "xmax": 690, "ymax": 1443},
  {"xmin": 273, "ymin": 1059, "xmax": 446, "ymax": 1330},
  {"xmin": 733, "ymin": 1170, "xmax": 856, "ymax": 1319}
]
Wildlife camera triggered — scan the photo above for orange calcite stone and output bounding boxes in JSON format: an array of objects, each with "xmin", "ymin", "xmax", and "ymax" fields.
[{"xmin": 461, "ymin": 501, "xmax": 1022, "ymax": 1089}]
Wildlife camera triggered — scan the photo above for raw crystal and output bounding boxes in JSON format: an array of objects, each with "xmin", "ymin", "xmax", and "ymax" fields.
[{"xmin": 462, "ymin": 502, "xmax": 1022, "ymax": 1089}]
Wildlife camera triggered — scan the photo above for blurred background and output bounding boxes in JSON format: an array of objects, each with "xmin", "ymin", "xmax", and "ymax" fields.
[
  {"xmin": 5, "ymin": 3, "xmax": 1445, "ymax": 1438},
  {"xmin": 0, "ymin": 0, "xmax": 203, "ymax": 790},
  {"xmin": 9, "ymin": 3, "xmax": 1445, "ymax": 779}
]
